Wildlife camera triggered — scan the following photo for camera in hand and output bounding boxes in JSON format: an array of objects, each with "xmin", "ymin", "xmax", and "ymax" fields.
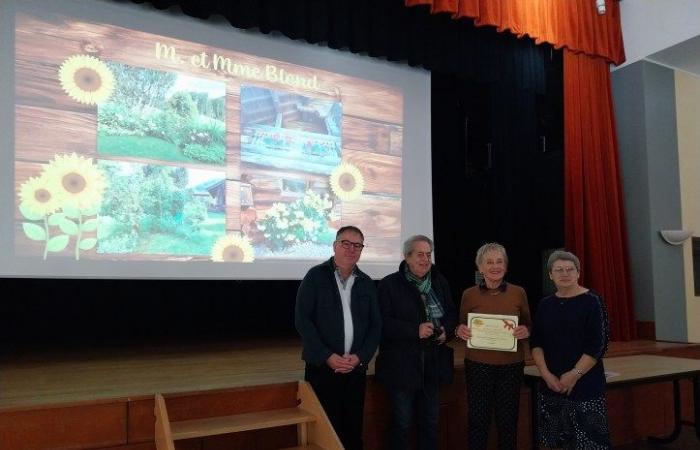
[{"xmin": 426, "ymin": 319, "xmax": 443, "ymax": 346}]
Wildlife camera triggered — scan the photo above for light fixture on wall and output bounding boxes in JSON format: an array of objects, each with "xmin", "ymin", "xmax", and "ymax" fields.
[
  {"xmin": 596, "ymin": 0, "xmax": 606, "ymax": 15},
  {"xmin": 659, "ymin": 229, "xmax": 694, "ymax": 245}
]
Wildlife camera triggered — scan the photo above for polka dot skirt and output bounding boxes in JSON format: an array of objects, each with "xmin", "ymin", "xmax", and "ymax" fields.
[{"xmin": 537, "ymin": 392, "xmax": 612, "ymax": 450}]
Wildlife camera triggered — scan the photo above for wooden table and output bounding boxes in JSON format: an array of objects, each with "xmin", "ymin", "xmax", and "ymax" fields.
[{"xmin": 523, "ymin": 354, "xmax": 700, "ymax": 449}]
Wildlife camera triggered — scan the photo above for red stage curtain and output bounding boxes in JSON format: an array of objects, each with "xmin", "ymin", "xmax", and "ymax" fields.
[
  {"xmin": 564, "ymin": 51, "xmax": 635, "ymax": 340},
  {"xmin": 406, "ymin": 0, "xmax": 625, "ymax": 65},
  {"xmin": 406, "ymin": 0, "xmax": 636, "ymax": 339}
]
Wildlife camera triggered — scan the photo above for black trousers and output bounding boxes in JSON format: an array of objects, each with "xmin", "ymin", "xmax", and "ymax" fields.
[
  {"xmin": 465, "ymin": 360, "xmax": 524, "ymax": 450},
  {"xmin": 305, "ymin": 364, "xmax": 367, "ymax": 450}
]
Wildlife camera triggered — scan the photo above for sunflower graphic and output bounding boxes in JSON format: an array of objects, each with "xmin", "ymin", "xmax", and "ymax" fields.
[
  {"xmin": 211, "ymin": 234, "xmax": 255, "ymax": 262},
  {"xmin": 18, "ymin": 175, "xmax": 63, "ymax": 217},
  {"xmin": 329, "ymin": 162, "xmax": 364, "ymax": 201},
  {"xmin": 58, "ymin": 55, "xmax": 115, "ymax": 105},
  {"xmin": 44, "ymin": 153, "xmax": 106, "ymax": 211}
]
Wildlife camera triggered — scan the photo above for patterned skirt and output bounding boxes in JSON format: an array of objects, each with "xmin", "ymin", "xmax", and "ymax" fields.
[{"xmin": 537, "ymin": 391, "xmax": 611, "ymax": 450}]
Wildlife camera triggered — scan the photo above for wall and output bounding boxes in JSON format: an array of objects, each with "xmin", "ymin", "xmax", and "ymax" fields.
[
  {"xmin": 617, "ymin": 0, "xmax": 700, "ymax": 69},
  {"xmin": 675, "ymin": 70, "xmax": 700, "ymax": 343},
  {"xmin": 612, "ymin": 60, "xmax": 689, "ymax": 341}
]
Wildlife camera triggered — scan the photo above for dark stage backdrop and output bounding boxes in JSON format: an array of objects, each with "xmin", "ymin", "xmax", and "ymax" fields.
[
  {"xmin": 0, "ymin": 2, "xmax": 563, "ymax": 348},
  {"xmin": 431, "ymin": 41, "xmax": 564, "ymax": 309}
]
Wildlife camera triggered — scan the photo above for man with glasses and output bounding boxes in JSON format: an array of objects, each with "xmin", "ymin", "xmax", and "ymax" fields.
[{"xmin": 295, "ymin": 225, "xmax": 381, "ymax": 450}]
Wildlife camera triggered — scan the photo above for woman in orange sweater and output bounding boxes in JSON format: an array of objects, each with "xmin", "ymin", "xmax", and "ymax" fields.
[{"xmin": 455, "ymin": 242, "xmax": 531, "ymax": 450}]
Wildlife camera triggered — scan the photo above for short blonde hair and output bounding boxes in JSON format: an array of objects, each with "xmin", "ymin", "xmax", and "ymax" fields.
[{"xmin": 475, "ymin": 242, "xmax": 508, "ymax": 267}]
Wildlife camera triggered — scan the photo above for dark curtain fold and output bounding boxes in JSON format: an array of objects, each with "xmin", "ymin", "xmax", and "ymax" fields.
[{"xmin": 432, "ymin": 38, "xmax": 561, "ymax": 304}]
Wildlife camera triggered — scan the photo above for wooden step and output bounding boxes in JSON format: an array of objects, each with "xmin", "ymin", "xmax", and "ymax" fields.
[{"xmin": 170, "ymin": 407, "xmax": 317, "ymax": 440}]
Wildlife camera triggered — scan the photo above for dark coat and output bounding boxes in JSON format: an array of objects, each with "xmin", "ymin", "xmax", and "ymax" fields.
[
  {"xmin": 295, "ymin": 257, "xmax": 382, "ymax": 368},
  {"xmin": 375, "ymin": 261, "xmax": 457, "ymax": 390}
]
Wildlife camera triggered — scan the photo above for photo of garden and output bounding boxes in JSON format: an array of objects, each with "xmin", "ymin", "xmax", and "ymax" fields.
[
  {"xmin": 97, "ymin": 63, "xmax": 226, "ymax": 165},
  {"xmin": 248, "ymin": 189, "xmax": 338, "ymax": 259},
  {"xmin": 97, "ymin": 161, "xmax": 226, "ymax": 256},
  {"xmin": 238, "ymin": 85, "xmax": 346, "ymax": 259},
  {"xmin": 240, "ymin": 85, "xmax": 342, "ymax": 175}
]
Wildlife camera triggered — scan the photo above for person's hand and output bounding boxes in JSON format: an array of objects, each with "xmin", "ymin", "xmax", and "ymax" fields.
[
  {"xmin": 559, "ymin": 370, "xmax": 580, "ymax": 395},
  {"xmin": 437, "ymin": 327, "xmax": 446, "ymax": 344},
  {"xmin": 419, "ymin": 322, "xmax": 434, "ymax": 339},
  {"xmin": 512, "ymin": 325, "xmax": 529, "ymax": 340},
  {"xmin": 542, "ymin": 370, "xmax": 565, "ymax": 393},
  {"xmin": 455, "ymin": 324, "xmax": 472, "ymax": 340},
  {"xmin": 326, "ymin": 353, "xmax": 355, "ymax": 373},
  {"xmin": 345, "ymin": 353, "xmax": 361, "ymax": 369}
]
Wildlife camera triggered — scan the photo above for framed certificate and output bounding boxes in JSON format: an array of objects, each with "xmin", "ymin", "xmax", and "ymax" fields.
[{"xmin": 467, "ymin": 313, "xmax": 519, "ymax": 352}]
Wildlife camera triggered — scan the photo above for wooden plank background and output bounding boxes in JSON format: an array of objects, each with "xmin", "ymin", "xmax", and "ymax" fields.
[
  {"xmin": 342, "ymin": 150, "xmax": 401, "ymax": 197},
  {"xmin": 16, "ymin": 14, "xmax": 403, "ymax": 124},
  {"xmin": 14, "ymin": 9, "xmax": 406, "ymax": 264}
]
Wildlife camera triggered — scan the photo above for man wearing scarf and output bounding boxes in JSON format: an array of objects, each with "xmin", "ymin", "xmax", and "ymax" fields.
[{"xmin": 375, "ymin": 235, "xmax": 457, "ymax": 450}]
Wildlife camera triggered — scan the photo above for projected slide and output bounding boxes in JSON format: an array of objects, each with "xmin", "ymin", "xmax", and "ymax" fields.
[{"xmin": 11, "ymin": 3, "xmax": 406, "ymax": 268}]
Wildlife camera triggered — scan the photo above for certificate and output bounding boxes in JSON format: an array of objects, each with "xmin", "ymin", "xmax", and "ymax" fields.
[{"xmin": 467, "ymin": 313, "xmax": 519, "ymax": 352}]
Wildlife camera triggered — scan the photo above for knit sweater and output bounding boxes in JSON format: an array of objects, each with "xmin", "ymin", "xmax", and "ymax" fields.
[{"xmin": 459, "ymin": 282, "xmax": 532, "ymax": 365}]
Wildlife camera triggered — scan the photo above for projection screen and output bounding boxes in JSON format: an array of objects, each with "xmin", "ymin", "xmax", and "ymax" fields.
[{"xmin": 0, "ymin": 0, "xmax": 432, "ymax": 279}]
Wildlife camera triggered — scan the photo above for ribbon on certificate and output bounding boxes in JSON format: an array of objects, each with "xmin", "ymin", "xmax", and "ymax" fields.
[{"xmin": 502, "ymin": 319, "xmax": 515, "ymax": 331}]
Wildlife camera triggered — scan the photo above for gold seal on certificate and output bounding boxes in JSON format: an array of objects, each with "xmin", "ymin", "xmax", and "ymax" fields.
[{"xmin": 467, "ymin": 313, "xmax": 519, "ymax": 352}]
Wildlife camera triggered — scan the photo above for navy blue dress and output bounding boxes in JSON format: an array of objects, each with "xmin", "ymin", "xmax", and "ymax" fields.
[
  {"xmin": 530, "ymin": 290, "xmax": 612, "ymax": 449},
  {"xmin": 530, "ymin": 290, "xmax": 609, "ymax": 399}
]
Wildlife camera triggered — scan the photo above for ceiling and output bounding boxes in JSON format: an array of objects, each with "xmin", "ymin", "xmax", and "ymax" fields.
[{"xmin": 646, "ymin": 34, "xmax": 700, "ymax": 77}]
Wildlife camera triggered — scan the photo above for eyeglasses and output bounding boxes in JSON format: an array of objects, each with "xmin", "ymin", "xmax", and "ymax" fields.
[
  {"xmin": 337, "ymin": 240, "xmax": 365, "ymax": 251},
  {"xmin": 552, "ymin": 267, "xmax": 577, "ymax": 275}
]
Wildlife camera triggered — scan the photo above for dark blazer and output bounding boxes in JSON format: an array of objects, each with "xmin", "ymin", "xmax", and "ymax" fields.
[
  {"xmin": 295, "ymin": 257, "xmax": 382, "ymax": 368},
  {"xmin": 375, "ymin": 261, "xmax": 457, "ymax": 390}
]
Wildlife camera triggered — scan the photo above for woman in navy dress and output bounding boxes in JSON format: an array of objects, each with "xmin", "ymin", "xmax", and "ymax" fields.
[{"xmin": 530, "ymin": 250, "xmax": 611, "ymax": 449}]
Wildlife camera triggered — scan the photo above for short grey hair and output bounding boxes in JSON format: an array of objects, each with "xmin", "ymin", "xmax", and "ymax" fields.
[
  {"xmin": 403, "ymin": 235, "xmax": 433, "ymax": 256},
  {"xmin": 475, "ymin": 243, "xmax": 508, "ymax": 266},
  {"xmin": 546, "ymin": 250, "xmax": 580, "ymax": 273}
]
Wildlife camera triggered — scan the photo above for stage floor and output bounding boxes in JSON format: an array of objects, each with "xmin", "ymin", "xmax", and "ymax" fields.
[{"xmin": 1, "ymin": 338, "xmax": 697, "ymax": 409}]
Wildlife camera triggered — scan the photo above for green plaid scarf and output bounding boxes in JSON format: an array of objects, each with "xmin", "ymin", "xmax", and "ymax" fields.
[{"xmin": 404, "ymin": 266, "xmax": 445, "ymax": 326}]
